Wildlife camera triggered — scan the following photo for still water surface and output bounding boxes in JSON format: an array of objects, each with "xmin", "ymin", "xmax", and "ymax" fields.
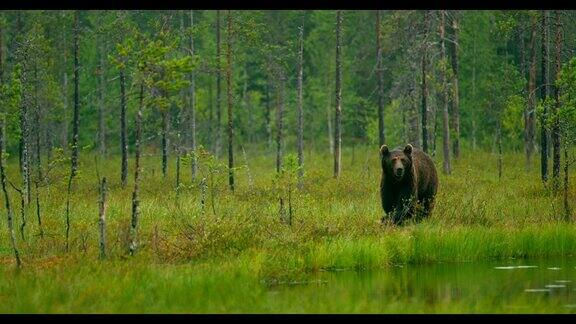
[{"xmin": 264, "ymin": 258, "xmax": 576, "ymax": 313}]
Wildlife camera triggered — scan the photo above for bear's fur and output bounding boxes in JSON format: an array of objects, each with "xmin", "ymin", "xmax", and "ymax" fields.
[{"xmin": 379, "ymin": 144, "xmax": 438, "ymax": 225}]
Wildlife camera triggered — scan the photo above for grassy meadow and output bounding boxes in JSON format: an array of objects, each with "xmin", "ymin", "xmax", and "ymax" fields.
[{"xmin": 0, "ymin": 144, "xmax": 575, "ymax": 313}]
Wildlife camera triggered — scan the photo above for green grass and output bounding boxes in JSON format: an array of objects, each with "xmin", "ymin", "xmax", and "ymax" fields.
[{"xmin": 0, "ymin": 145, "xmax": 575, "ymax": 313}]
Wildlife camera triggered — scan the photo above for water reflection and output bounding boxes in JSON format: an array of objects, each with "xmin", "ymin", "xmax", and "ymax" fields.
[{"xmin": 266, "ymin": 258, "xmax": 576, "ymax": 313}]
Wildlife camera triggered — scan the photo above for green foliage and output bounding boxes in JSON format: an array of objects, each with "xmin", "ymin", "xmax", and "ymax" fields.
[
  {"xmin": 501, "ymin": 94, "xmax": 525, "ymax": 144},
  {"xmin": 557, "ymin": 57, "xmax": 576, "ymax": 146}
]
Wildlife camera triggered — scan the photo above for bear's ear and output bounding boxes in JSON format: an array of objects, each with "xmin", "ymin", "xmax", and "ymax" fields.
[
  {"xmin": 380, "ymin": 145, "xmax": 389, "ymax": 157},
  {"xmin": 404, "ymin": 144, "xmax": 413, "ymax": 155}
]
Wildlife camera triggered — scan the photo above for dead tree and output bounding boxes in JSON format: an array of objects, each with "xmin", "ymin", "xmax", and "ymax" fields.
[
  {"xmin": 130, "ymin": 84, "xmax": 144, "ymax": 256},
  {"xmin": 0, "ymin": 125, "xmax": 21, "ymax": 267}
]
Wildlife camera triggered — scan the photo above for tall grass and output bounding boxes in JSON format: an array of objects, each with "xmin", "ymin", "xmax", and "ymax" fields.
[{"xmin": 0, "ymin": 145, "xmax": 574, "ymax": 312}]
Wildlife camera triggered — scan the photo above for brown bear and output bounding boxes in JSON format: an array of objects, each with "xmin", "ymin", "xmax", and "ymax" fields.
[{"xmin": 379, "ymin": 144, "xmax": 438, "ymax": 225}]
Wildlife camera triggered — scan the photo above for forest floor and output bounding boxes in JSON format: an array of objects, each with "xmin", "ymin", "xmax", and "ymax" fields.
[{"xmin": 0, "ymin": 145, "xmax": 575, "ymax": 313}]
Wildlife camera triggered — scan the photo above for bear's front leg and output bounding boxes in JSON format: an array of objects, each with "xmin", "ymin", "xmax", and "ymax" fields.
[
  {"xmin": 380, "ymin": 185, "xmax": 395, "ymax": 224},
  {"xmin": 391, "ymin": 188, "xmax": 415, "ymax": 225}
]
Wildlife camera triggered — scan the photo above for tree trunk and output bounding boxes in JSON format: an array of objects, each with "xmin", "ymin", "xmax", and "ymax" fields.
[
  {"xmin": 162, "ymin": 110, "xmax": 168, "ymax": 178},
  {"xmin": 526, "ymin": 15, "xmax": 537, "ymax": 171},
  {"xmin": 421, "ymin": 10, "xmax": 430, "ymax": 154},
  {"xmin": 334, "ymin": 10, "xmax": 342, "ymax": 179},
  {"xmin": 376, "ymin": 10, "xmax": 385, "ymax": 147},
  {"xmin": 19, "ymin": 69, "xmax": 30, "ymax": 205},
  {"xmin": 65, "ymin": 10, "xmax": 80, "ymax": 252},
  {"xmin": 226, "ymin": 10, "xmax": 234, "ymax": 192},
  {"xmin": 98, "ymin": 177, "xmax": 107, "ymax": 259},
  {"xmin": 98, "ymin": 35, "xmax": 106, "ymax": 157},
  {"xmin": 35, "ymin": 180, "xmax": 43, "ymax": 237},
  {"xmin": 440, "ymin": 11, "xmax": 451, "ymax": 175},
  {"xmin": 130, "ymin": 84, "xmax": 144, "ymax": 256},
  {"xmin": 0, "ymin": 21, "xmax": 4, "ymax": 156},
  {"xmin": 215, "ymin": 10, "xmax": 222, "ymax": 158},
  {"xmin": 0, "ymin": 125, "xmax": 21, "ymax": 267},
  {"xmin": 471, "ymin": 31, "xmax": 477, "ymax": 151},
  {"xmin": 297, "ymin": 20, "xmax": 304, "ymax": 188},
  {"xmin": 61, "ymin": 14, "xmax": 69, "ymax": 150},
  {"xmin": 552, "ymin": 10, "xmax": 561, "ymax": 190},
  {"xmin": 276, "ymin": 71, "xmax": 285, "ymax": 174},
  {"xmin": 497, "ymin": 120, "xmax": 502, "ymax": 180},
  {"xmin": 563, "ymin": 147, "xmax": 571, "ymax": 221},
  {"xmin": 540, "ymin": 10, "xmax": 549, "ymax": 184},
  {"xmin": 71, "ymin": 10, "xmax": 80, "ymax": 176},
  {"xmin": 327, "ymin": 99, "xmax": 334, "ymax": 155},
  {"xmin": 34, "ymin": 72, "xmax": 42, "ymax": 177},
  {"xmin": 189, "ymin": 10, "xmax": 197, "ymax": 181},
  {"xmin": 265, "ymin": 77, "xmax": 273, "ymax": 149},
  {"xmin": 120, "ymin": 68, "xmax": 128, "ymax": 187},
  {"xmin": 448, "ymin": 10, "xmax": 460, "ymax": 159}
]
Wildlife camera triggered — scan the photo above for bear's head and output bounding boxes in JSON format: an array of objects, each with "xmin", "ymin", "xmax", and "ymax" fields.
[{"xmin": 380, "ymin": 144, "xmax": 413, "ymax": 182}]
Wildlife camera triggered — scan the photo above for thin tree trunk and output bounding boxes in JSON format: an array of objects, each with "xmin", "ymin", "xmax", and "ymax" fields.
[
  {"xmin": 130, "ymin": 84, "xmax": 144, "ymax": 256},
  {"xmin": 526, "ymin": 15, "xmax": 537, "ymax": 171},
  {"xmin": 176, "ymin": 151, "xmax": 181, "ymax": 190},
  {"xmin": 421, "ymin": 10, "xmax": 430, "ymax": 154},
  {"xmin": 408, "ymin": 68, "xmax": 420, "ymax": 148},
  {"xmin": 162, "ymin": 110, "xmax": 168, "ymax": 178},
  {"xmin": 0, "ymin": 20, "xmax": 4, "ymax": 156},
  {"xmin": 34, "ymin": 66, "xmax": 42, "ymax": 181},
  {"xmin": 334, "ymin": 10, "xmax": 342, "ymax": 179},
  {"xmin": 19, "ymin": 73, "xmax": 30, "ymax": 206},
  {"xmin": 0, "ymin": 125, "xmax": 21, "ymax": 267},
  {"xmin": 33, "ymin": 66, "xmax": 42, "ymax": 238},
  {"xmin": 497, "ymin": 120, "xmax": 502, "ymax": 180},
  {"xmin": 448, "ymin": 10, "xmax": 460, "ymax": 159},
  {"xmin": 71, "ymin": 10, "xmax": 80, "ymax": 175},
  {"xmin": 327, "ymin": 99, "xmax": 334, "ymax": 155},
  {"xmin": 35, "ymin": 180, "xmax": 43, "ymax": 237},
  {"xmin": 440, "ymin": 10, "xmax": 451, "ymax": 175},
  {"xmin": 65, "ymin": 10, "xmax": 80, "ymax": 252},
  {"xmin": 265, "ymin": 77, "xmax": 273, "ymax": 149},
  {"xmin": 98, "ymin": 36, "xmax": 106, "ymax": 157},
  {"xmin": 215, "ymin": 10, "xmax": 222, "ymax": 158},
  {"xmin": 226, "ymin": 10, "xmax": 234, "ymax": 192},
  {"xmin": 297, "ymin": 20, "xmax": 304, "ymax": 189},
  {"xmin": 540, "ymin": 10, "xmax": 549, "ymax": 184},
  {"xmin": 276, "ymin": 71, "xmax": 285, "ymax": 174},
  {"xmin": 472, "ymin": 31, "xmax": 477, "ymax": 151},
  {"xmin": 61, "ymin": 14, "xmax": 69, "ymax": 150},
  {"xmin": 376, "ymin": 10, "xmax": 385, "ymax": 147},
  {"xmin": 98, "ymin": 177, "xmax": 107, "ymax": 259},
  {"xmin": 563, "ymin": 147, "xmax": 571, "ymax": 221},
  {"xmin": 189, "ymin": 10, "xmax": 197, "ymax": 181},
  {"xmin": 120, "ymin": 68, "xmax": 128, "ymax": 187},
  {"xmin": 552, "ymin": 10, "xmax": 561, "ymax": 190}
]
